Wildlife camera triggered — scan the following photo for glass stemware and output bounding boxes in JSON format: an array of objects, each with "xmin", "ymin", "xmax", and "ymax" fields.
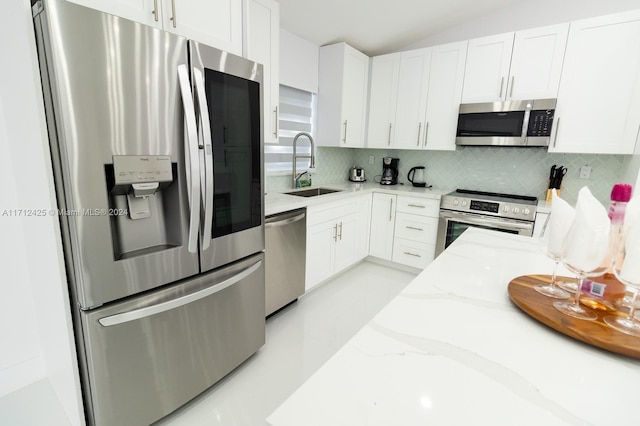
[
  {"xmin": 553, "ymin": 261, "xmax": 608, "ymax": 321},
  {"xmin": 604, "ymin": 241, "xmax": 640, "ymax": 336},
  {"xmin": 534, "ymin": 250, "xmax": 571, "ymax": 299}
]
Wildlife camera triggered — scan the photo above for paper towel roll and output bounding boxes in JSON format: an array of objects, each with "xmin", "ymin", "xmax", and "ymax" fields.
[
  {"xmin": 562, "ymin": 187, "xmax": 610, "ymax": 272},
  {"xmin": 547, "ymin": 189, "xmax": 575, "ymax": 257}
]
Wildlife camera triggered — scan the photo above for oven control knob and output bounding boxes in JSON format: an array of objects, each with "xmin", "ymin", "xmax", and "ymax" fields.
[
  {"xmin": 513, "ymin": 207, "xmax": 520, "ymax": 214},
  {"xmin": 523, "ymin": 208, "xmax": 530, "ymax": 215},
  {"xmin": 453, "ymin": 199, "xmax": 459, "ymax": 206},
  {"xmin": 461, "ymin": 200, "xmax": 467, "ymax": 207},
  {"xmin": 502, "ymin": 206, "xmax": 510, "ymax": 213}
]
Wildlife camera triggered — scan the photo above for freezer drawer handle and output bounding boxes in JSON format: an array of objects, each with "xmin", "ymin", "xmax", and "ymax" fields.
[{"xmin": 98, "ymin": 260, "xmax": 263, "ymax": 327}]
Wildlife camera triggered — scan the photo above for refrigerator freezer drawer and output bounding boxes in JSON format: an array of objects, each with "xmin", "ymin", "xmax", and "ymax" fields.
[{"xmin": 79, "ymin": 253, "xmax": 265, "ymax": 426}]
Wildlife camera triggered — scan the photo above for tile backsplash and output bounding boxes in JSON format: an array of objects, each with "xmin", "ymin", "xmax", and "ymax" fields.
[{"xmin": 267, "ymin": 146, "xmax": 639, "ymax": 205}]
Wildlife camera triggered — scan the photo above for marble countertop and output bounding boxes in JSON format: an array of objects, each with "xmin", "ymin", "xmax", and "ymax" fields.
[
  {"xmin": 267, "ymin": 228, "xmax": 640, "ymax": 425},
  {"xmin": 265, "ymin": 182, "xmax": 451, "ymax": 216}
]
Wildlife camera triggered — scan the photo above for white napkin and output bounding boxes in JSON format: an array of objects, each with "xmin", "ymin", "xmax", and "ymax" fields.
[
  {"xmin": 546, "ymin": 189, "xmax": 575, "ymax": 257},
  {"xmin": 619, "ymin": 223, "xmax": 640, "ymax": 284},
  {"xmin": 562, "ymin": 187, "xmax": 611, "ymax": 272}
]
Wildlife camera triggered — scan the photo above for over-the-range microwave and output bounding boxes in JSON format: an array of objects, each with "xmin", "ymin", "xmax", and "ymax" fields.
[{"xmin": 456, "ymin": 98, "xmax": 556, "ymax": 147}]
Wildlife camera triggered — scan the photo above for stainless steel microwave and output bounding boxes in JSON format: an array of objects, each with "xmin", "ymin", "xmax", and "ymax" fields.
[{"xmin": 456, "ymin": 99, "xmax": 556, "ymax": 147}]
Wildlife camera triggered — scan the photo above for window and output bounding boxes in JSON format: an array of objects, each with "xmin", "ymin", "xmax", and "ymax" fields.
[{"xmin": 264, "ymin": 85, "xmax": 316, "ymax": 175}]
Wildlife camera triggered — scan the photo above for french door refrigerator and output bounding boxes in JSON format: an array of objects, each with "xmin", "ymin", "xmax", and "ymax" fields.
[{"xmin": 32, "ymin": 1, "xmax": 265, "ymax": 425}]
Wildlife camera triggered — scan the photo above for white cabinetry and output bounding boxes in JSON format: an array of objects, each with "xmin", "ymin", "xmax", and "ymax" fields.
[
  {"xmin": 369, "ymin": 193, "xmax": 396, "ymax": 260},
  {"xmin": 66, "ymin": 0, "xmax": 243, "ymax": 55},
  {"xmin": 317, "ymin": 43, "xmax": 370, "ymax": 147},
  {"xmin": 462, "ymin": 24, "xmax": 568, "ymax": 103},
  {"xmin": 423, "ymin": 41, "xmax": 468, "ymax": 151},
  {"xmin": 550, "ymin": 11, "xmax": 640, "ymax": 154},
  {"xmin": 392, "ymin": 196, "xmax": 439, "ymax": 269},
  {"xmin": 245, "ymin": 0, "xmax": 279, "ymax": 144},
  {"xmin": 367, "ymin": 54, "xmax": 400, "ymax": 149},
  {"xmin": 305, "ymin": 196, "xmax": 370, "ymax": 291}
]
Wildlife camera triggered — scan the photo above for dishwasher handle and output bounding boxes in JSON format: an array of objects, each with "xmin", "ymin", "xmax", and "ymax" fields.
[{"xmin": 265, "ymin": 210, "xmax": 306, "ymax": 228}]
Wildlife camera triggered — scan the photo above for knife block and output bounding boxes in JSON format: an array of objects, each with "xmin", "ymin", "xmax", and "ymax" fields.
[{"xmin": 545, "ymin": 188, "xmax": 561, "ymax": 201}]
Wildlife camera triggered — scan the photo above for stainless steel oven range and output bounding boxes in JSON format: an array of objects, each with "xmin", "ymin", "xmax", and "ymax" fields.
[{"xmin": 435, "ymin": 189, "xmax": 537, "ymax": 256}]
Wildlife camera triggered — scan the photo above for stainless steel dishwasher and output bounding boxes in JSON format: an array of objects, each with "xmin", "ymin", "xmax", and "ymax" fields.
[{"xmin": 265, "ymin": 208, "xmax": 306, "ymax": 317}]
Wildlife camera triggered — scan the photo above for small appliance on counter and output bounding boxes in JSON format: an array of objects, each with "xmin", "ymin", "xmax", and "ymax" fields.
[
  {"xmin": 349, "ymin": 166, "xmax": 366, "ymax": 182},
  {"xmin": 380, "ymin": 157, "xmax": 399, "ymax": 185},
  {"xmin": 407, "ymin": 166, "xmax": 427, "ymax": 187}
]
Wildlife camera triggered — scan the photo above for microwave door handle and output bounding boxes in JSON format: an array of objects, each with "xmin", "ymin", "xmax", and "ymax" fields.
[
  {"xmin": 521, "ymin": 102, "xmax": 532, "ymax": 145},
  {"xmin": 98, "ymin": 260, "xmax": 263, "ymax": 327},
  {"xmin": 177, "ymin": 64, "xmax": 201, "ymax": 254},
  {"xmin": 193, "ymin": 67, "xmax": 214, "ymax": 250}
]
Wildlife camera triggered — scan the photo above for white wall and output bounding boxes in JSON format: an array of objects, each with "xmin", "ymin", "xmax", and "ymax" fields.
[
  {"xmin": 0, "ymin": 0, "xmax": 83, "ymax": 424},
  {"xmin": 403, "ymin": 0, "xmax": 640, "ymax": 49}
]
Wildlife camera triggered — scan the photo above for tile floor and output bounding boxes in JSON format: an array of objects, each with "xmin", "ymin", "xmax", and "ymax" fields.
[{"xmin": 0, "ymin": 261, "xmax": 416, "ymax": 426}]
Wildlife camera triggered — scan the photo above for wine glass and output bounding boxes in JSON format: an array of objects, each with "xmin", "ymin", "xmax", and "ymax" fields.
[
  {"xmin": 533, "ymin": 214, "xmax": 571, "ymax": 299},
  {"xmin": 604, "ymin": 235, "xmax": 640, "ymax": 336},
  {"xmin": 553, "ymin": 261, "xmax": 608, "ymax": 321}
]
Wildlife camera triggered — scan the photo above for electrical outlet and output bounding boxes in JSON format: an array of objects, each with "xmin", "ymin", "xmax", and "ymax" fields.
[
  {"xmin": 579, "ymin": 165, "xmax": 592, "ymax": 179},
  {"xmin": 368, "ymin": 155, "xmax": 375, "ymax": 165}
]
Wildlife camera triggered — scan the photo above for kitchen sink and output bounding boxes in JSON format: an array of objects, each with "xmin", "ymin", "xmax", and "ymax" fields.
[{"xmin": 284, "ymin": 187, "xmax": 343, "ymax": 197}]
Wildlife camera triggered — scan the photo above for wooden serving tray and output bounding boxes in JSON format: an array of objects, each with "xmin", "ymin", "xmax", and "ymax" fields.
[{"xmin": 508, "ymin": 275, "xmax": 640, "ymax": 360}]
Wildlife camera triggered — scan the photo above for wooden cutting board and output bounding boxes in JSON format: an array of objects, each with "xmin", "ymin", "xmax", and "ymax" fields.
[{"xmin": 508, "ymin": 275, "xmax": 640, "ymax": 360}]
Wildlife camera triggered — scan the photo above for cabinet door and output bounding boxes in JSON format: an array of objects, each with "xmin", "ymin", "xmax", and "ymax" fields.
[
  {"xmin": 424, "ymin": 41, "xmax": 467, "ymax": 151},
  {"xmin": 341, "ymin": 46, "xmax": 370, "ymax": 148},
  {"xmin": 355, "ymin": 195, "xmax": 372, "ymax": 261},
  {"xmin": 551, "ymin": 11, "xmax": 640, "ymax": 154},
  {"xmin": 305, "ymin": 221, "xmax": 337, "ymax": 291},
  {"xmin": 369, "ymin": 193, "xmax": 396, "ymax": 260},
  {"xmin": 367, "ymin": 53, "xmax": 400, "ymax": 149},
  {"xmin": 461, "ymin": 33, "xmax": 515, "ymax": 103},
  {"xmin": 245, "ymin": 0, "xmax": 280, "ymax": 144},
  {"xmin": 66, "ymin": 0, "xmax": 162, "ymax": 28},
  {"xmin": 161, "ymin": 0, "xmax": 242, "ymax": 55},
  {"xmin": 334, "ymin": 213, "xmax": 359, "ymax": 274},
  {"xmin": 507, "ymin": 24, "xmax": 568, "ymax": 100},
  {"xmin": 394, "ymin": 48, "xmax": 431, "ymax": 150}
]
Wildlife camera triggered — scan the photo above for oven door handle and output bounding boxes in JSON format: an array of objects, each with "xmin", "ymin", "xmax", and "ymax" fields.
[{"xmin": 440, "ymin": 210, "xmax": 534, "ymax": 233}]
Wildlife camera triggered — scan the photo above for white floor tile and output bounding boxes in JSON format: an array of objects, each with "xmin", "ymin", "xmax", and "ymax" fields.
[{"xmin": 0, "ymin": 379, "xmax": 71, "ymax": 426}]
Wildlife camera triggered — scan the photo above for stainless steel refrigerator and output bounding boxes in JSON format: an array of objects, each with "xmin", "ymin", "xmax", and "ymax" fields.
[{"xmin": 32, "ymin": 1, "xmax": 265, "ymax": 424}]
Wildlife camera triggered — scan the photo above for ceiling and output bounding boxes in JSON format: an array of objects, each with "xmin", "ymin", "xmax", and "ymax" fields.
[{"xmin": 277, "ymin": 0, "xmax": 522, "ymax": 56}]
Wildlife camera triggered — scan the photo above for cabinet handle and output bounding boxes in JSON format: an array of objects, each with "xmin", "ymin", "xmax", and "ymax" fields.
[
  {"xmin": 406, "ymin": 226, "xmax": 424, "ymax": 231},
  {"xmin": 151, "ymin": 0, "xmax": 158, "ymax": 21},
  {"xmin": 417, "ymin": 122, "xmax": 422, "ymax": 146},
  {"xmin": 404, "ymin": 252, "xmax": 421, "ymax": 258},
  {"xmin": 552, "ymin": 117, "xmax": 560, "ymax": 148},
  {"xmin": 509, "ymin": 76, "xmax": 515, "ymax": 98},
  {"xmin": 388, "ymin": 123, "xmax": 392, "ymax": 146},
  {"xmin": 274, "ymin": 106, "xmax": 278, "ymax": 137},
  {"xmin": 333, "ymin": 224, "xmax": 338, "ymax": 241},
  {"xmin": 407, "ymin": 204, "xmax": 425, "ymax": 208},
  {"xmin": 423, "ymin": 122, "xmax": 429, "ymax": 147},
  {"xmin": 170, "ymin": 0, "xmax": 177, "ymax": 27},
  {"xmin": 389, "ymin": 198, "xmax": 394, "ymax": 221},
  {"xmin": 499, "ymin": 77, "xmax": 504, "ymax": 98},
  {"xmin": 338, "ymin": 222, "xmax": 343, "ymax": 240},
  {"xmin": 342, "ymin": 120, "xmax": 348, "ymax": 144}
]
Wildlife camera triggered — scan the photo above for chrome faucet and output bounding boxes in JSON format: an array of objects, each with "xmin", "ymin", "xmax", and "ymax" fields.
[{"xmin": 292, "ymin": 132, "xmax": 315, "ymax": 189}]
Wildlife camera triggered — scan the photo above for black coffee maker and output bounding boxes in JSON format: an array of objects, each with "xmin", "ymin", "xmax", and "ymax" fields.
[{"xmin": 380, "ymin": 157, "xmax": 399, "ymax": 185}]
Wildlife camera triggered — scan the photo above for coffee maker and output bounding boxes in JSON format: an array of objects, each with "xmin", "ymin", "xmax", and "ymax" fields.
[{"xmin": 380, "ymin": 157, "xmax": 399, "ymax": 185}]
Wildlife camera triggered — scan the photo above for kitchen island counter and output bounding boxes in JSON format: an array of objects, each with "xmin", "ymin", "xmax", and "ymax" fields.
[{"xmin": 267, "ymin": 228, "xmax": 640, "ymax": 425}]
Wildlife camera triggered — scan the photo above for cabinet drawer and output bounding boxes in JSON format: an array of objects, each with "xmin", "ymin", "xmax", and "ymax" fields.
[
  {"xmin": 396, "ymin": 196, "xmax": 440, "ymax": 217},
  {"xmin": 394, "ymin": 212, "xmax": 438, "ymax": 243},
  {"xmin": 307, "ymin": 198, "xmax": 360, "ymax": 227},
  {"xmin": 392, "ymin": 238, "xmax": 434, "ymax": 269}
]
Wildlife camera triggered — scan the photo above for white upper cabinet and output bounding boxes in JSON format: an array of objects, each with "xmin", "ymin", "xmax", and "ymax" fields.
[
  {"xmin": 66, "ymin": 0, "xmax": 243, "ymax": 55},
  {"xmin": 394, "ymin": 49, "xmax": 431, "ymax": 149},
  {"xmin": 317, "ymin": 43, "xmax": 370, "ymax": 147},
  {"xmin": 367, "ymin": 53, "xmax": 400, "ymax": 149},
  {"xmin": 508, "ymin": 24, "xmax": 568, "ymax": 100},
  {"xmin": 550, "ymin": 10, "xmax": 640, "ymax": 154},
  {"xmin": 461, "ymin": 33, "xmax": 514, "ymax": 103},
  {"xmin": 245, "ymin": 0, "xmax": 279, "ymax": 144},
  {"xmin": 423, "ymin": 41, "xmax": 468, "ymax": 151},
  {"xmin": 462, "ymin": 24, "xmax": 568, "ymax": 103}
]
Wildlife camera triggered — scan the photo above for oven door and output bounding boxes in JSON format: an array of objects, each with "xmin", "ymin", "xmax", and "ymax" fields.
[{"xmin": 435, "ymin": 210, "xmax": 534, "ymax": 256}]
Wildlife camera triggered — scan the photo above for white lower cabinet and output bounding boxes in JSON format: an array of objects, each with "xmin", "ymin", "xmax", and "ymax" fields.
[
  {"xmin": 369, "ymin": 193, "xmax": 396, "ymax": 260},
  {"xmin": 305, "ymin": 196, "xmax": 369, "ymax": 291}
]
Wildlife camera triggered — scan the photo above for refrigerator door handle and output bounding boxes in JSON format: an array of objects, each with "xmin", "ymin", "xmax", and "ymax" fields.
[
  {"xmin": 98, "ymin": 259, "xmax": 263, "ymax": 327},
  {"xmin": 177, "ymin": 64, "xmax": 201, "ymax": 253},
  {"xmin": 193, "ymin": 67, "xmax": 214, "ymax": 250}
]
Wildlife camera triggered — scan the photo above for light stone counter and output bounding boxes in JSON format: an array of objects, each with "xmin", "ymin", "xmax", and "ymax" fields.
[
  {"xmin": 265, "ymin": 182, "xmax": 451, "ymax": 216},
  {"xmin": 267, "ymin": 228, "xmax": 640, "ymax": 425}
]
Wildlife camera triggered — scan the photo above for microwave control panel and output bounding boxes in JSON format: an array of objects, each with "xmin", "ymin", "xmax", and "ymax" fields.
[{"xmin": 527, "ymin": 110, "xmax": 554, "ymax": 137}]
